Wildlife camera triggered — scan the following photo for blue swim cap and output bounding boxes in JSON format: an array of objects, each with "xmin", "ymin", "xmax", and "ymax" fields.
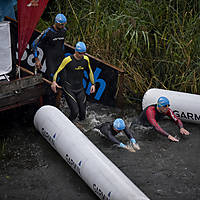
[
  {"xmin": 75, "ymin": 42, "xmax": 86, "ymax": 53},
  {"xmin": 55, "ymin": 14, "xmax": 67, "ymax": 24},
  {"xmin": 157, "ymin": 97, "xmax": 170, "ymax": 107},
  {"xmin": 113, "ymin": 118, "xmax": 125, "ymax": 131}
]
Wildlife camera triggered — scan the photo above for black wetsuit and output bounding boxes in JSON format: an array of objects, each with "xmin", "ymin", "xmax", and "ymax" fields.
[
  {"xmin": 97, "ymin": 122, "xmax": 134, "ymax": 145},
  {"xmin": 139, "ymin": 104, "xmax": 183, "ymax": 137},
  {"xmin": 53, "ymin": 55, "xmax": 95, "ymax": 121},
  {"xmin": 32, "ymin": 26, "xmax": 66, "ymax": 80},
  {"xmin": 32, "ymin": 25, "xmax": 66, "ymax": 105}
]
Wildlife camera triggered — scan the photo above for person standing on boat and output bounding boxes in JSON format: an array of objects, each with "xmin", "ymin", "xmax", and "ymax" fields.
[
  {"xmin": 138, "ymin": 96, "xmax": 190, "ymax": 142},
  {"xmin": 96, "ymin": 118, "xmax": 140, "ymax": 152},
  {"xmin": 51, "ymin": 41, "xmax": 95, "ymax": 122},
  {"xmin": 32, "ymin": 13, "xmax": 67, "ymax": 106}
]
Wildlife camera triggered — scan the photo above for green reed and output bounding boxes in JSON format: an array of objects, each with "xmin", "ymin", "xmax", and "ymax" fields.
[{"xmin": 38, "ymin": 0, "xmax": 200, "ymax": 103}]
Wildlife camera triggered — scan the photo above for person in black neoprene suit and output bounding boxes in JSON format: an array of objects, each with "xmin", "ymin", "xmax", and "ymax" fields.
[
  {"xmin": 97, "ymin": 118, "xmax": 140, "ymax": 151},
  {"xmin": 32, "ymin": 13, "xmax": 67, "ymax": 106},
  {"xmin": 51, "ymin": 41, "xmax": 95, "ymax": 122}
]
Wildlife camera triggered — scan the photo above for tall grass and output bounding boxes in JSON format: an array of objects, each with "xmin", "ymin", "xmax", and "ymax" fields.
[{"xmin": 38, "ymin": 0, "xmax": 200, "ymax": 103}]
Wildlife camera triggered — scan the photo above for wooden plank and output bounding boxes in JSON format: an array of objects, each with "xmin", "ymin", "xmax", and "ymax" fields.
[
  {"xmin": 19, "ymin": 66, "xmax": 52, "ymax": 85},
  {"xmin": 0, "ymin": 74, "xmax": 43, "ymax": 96},
  {"xmin": 0, "ymin": 97, "xmax": 42, "ymax": 112},
  {"xmin": 0, "ymin": 84, "xmax": 45, "ymax": 108}
]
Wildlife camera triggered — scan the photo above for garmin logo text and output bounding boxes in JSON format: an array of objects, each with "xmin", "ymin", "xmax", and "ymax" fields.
[
  {"xmin": 53, "ymin": 37, "xmax": 64, "ymax": 41},
  {"xmin": 173, "ymin": 110, "xmax": 200, "ymax": 121},
  {"xmin": 41, "ymin": 128, "xmax": 56, "ymax": 146},
  {"xmin": 65, "ymin": 154, "xmax": 81, "ymax": 175},
  {"xmin": 93, "ymin": 184, "xmax": 111, "ymax": 200}
]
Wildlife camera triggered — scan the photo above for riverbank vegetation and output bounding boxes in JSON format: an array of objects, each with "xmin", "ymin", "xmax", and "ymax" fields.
[{"xmin": 38, "ymin": 0, "xmax": 200, "ymax": 103}]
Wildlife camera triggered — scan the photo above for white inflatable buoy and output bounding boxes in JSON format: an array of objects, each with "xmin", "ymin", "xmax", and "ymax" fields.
[
  {"xmin": 142, "ymin": 88, "xmax": 200, "ymax": 124},
  {"xmin": 34, "ymin": 105, "xmax": 150, "ymax": 200}
]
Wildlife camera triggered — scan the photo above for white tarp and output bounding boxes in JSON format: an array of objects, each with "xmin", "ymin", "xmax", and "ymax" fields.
[{"xmin": 0, "ymin": 21, "xmax": 12, "ymax": 76}]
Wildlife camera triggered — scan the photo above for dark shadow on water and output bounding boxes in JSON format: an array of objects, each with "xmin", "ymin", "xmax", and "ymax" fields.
[{"xmin": 0, "ymin": 103, "xmax": 200, "ymax": 200}]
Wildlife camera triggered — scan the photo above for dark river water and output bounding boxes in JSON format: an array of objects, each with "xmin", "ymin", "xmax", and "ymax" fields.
[{"xmin": 0, "ymin": 100, "xmax": 200, "ymax": 200}]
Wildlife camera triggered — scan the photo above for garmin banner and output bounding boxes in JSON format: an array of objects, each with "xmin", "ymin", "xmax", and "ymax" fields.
[{"xmin": 7, "ymin": 19, "xmax": 122, "ymax": 106}]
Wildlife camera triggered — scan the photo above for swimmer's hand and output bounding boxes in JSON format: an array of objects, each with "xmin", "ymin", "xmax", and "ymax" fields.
[
  {"xmin": 130, "ymin": 138, "xmax": 140, "ymax": 150},
  {"xmin": 168, "ymin": 135, "xmax": 179, "ymax": 142},
  {"xmin": 126, "ymin": 145, "xmax": 136, "ymax": 152},
  {"xmin": 119, "ymin": 143, "xmax": 135, "ymax": 152},
  {"xmin": 51, "ymin": 81, "xmax": 61, "ymax": 93},
  {"xmin": 131, "ymin": 143, "xmax": 140, "ymax": 150},
  {"xmin": 180, "ymin": 128, "xmax": 190, "ymax": 135}
]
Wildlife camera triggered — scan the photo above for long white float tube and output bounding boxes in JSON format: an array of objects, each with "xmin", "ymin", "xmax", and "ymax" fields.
[
  {"xmin": 142, "ymin": 88, "xmax": 200, "ymax": 124},
  {"xmin": 34, "ymin": 105, "xmax": 150, "ymax": 200}
]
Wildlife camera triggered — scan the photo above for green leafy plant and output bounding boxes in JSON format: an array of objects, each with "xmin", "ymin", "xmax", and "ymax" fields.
[{"xmin": 38, "ymin": 0, "xmax": 200, "ymax": 103}]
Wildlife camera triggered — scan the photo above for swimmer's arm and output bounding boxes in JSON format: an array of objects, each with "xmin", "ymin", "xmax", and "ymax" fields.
[
  {"xmin": 146, "ymin": 107, "xmax": 169, "ymax": 137},
  {"xmin": 124, "ymin": 127, "xmax": 134, "ymax": 139},
  {"xmin": 84, "ymin": 56, "xmax": 95, "ymax": 85},
  {"xmin": 167, "ymin": 109, "xmax": 190, "ymax": 136},
  {"xmin": 53, "ymin": 57, "xmax": 71, "ymax": 82},
  {"xmin": 166, "ymin": 109, "xmax": 183, "ymax": 128},
  {"xmin": 107, "ymin": 132, "xmax": 121, "ymax": 145}
]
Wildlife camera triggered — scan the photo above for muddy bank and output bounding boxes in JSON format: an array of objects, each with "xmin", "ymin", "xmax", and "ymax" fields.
[{"xmin": 0, "ymin": 103, "xmax": 200, "ymax": 200}]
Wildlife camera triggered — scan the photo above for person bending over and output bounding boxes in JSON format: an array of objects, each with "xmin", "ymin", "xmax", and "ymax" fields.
[
  {"xmin": 97, "ymin": 118, "xmax": 140, "ymax": 152},
  {"xmin": 139, "ymin": 96, "xmax": 190, "ymax": 142}
]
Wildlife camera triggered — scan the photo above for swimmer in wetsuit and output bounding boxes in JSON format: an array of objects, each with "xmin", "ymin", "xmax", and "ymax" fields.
[
  {"xmin": 32, "ymin": 13, "xmax": 67, "ymax": 106},
  {"xmin": 51, "ymin": 41, "xmax": 95, "ymax": 122},
  {"xmin": 97, "ymin": 118, "xmax": 140, "ymax": 151},
  {"xmin": 138, "ymin": 96, "xmax": 190, "ymax": 142},
  {"xmin": 32, "ymin": 13, "xmax": 67, "ymax": 80}
]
